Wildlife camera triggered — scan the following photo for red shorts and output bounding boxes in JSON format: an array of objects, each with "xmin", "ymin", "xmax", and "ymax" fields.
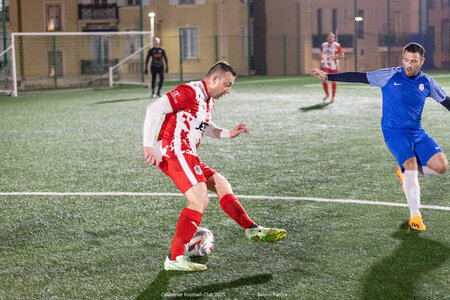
[
  {"xmin": 158, "ymin": 154, "xmax": 216, "ymax": 194},
  {"xmin": 321, "ymin": 67, "xmax": 338, "ymax": 74}
]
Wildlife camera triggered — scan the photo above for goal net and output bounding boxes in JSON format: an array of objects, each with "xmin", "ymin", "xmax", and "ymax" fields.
[
  {"xmin": 0, "ymin": 45, "xmax": 15, "ymax": 96},
  {"xmin": 109, "ymin": 40, "xmax": 152, "ymax": 88},
  {"xmin": 10, "ymin": 31, "xmax": 151, "ymax": 96}
]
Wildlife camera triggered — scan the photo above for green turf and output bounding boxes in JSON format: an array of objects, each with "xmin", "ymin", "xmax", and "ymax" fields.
[{"xmin": 0, "ymin": 74, "xmax": 449, "ymax": 299}]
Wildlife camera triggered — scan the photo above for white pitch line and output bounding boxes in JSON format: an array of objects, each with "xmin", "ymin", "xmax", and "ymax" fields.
[{"xmin": 0, "ymin": 192, "xmax": 449, "ymax": 211}]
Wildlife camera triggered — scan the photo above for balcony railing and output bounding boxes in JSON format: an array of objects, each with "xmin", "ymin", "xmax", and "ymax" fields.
[
  {"xmin": 0, "ymin": 6, "xmax": 9, "ymax": 22},
  {"xmin": 78, "ymin": 4, "xmax": 118, "ymax": 21}
]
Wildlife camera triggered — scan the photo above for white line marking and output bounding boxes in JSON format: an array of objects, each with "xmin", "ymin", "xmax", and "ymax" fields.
[{"xmin": 0, "ymin": 192, "xmax": 448, "ymax": 211}]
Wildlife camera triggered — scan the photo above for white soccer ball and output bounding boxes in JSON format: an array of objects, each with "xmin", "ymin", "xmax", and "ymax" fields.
[{"xmin": 187, "ymin": 227, "xmax": 215, "ymax": 257}]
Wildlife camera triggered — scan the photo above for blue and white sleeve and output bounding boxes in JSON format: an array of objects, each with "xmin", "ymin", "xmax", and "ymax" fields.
[
  {"xmin": 366, "ymin": 67, "xmax": 400, "ymax": 88},
  {"xmin": 426, "ymin": 75, "xmax": 448, "ymax": 103},
  {"xmin": 426, "ymin": 75, "xmax": 450, "ymax": 111}
]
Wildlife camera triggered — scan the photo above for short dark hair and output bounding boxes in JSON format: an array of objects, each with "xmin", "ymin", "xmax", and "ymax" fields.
[
  {"xmin": 403, "ymin": 42, "xmax": 425, "ymax": 57},
  {"xmin": 206, "ymin": 61, "xmax": 237, "ymax": 78}
]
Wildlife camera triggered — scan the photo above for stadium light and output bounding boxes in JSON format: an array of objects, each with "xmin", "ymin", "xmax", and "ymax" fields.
[
  {"xmin": 148, "ymin": 12, "xmax": 156, "ymax": 47},
  {"xmin": 354, "ymin": 16, "xmax": 363, "ymax": 22}
]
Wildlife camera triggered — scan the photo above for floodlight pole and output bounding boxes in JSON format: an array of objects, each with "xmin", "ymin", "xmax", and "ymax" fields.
[
  {"xmin": 149, "ymin": 12, "xmax": 155, "ymax": 48},
  {"xmin": 2, "ymin": 0, "xmax": 6, "ymax": 56},
  {"xmin": 387, "ymin": 0, "xmax": 391, "ymax": 66},
  {"xmin": 354, "ymin": 0, "xmax": 358, "ymax": 71},
  {"xmin": 2, "ymin": 0, "xmax": 7, "ymax": 90},
  {"xmin": 139, "ymin": 0, "xmax": 144, "ymax": 83},
  {"xmin": 247, "ymin": 0, "xmax": 252, "ymax": 76}
]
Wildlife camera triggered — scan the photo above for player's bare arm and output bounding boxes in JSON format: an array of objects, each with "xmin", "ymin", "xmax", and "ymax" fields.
[
  {"xmin": 310, "ymin": 69, "xmax": 328, "ymax": 81},
  {"xmin": 143, "ymin": 146, "xmax": 158, "ymax": 167},
  {"xmin": 230, "ymin": 123, "xmax": 249, "ymax": 138},
  {"xmin": 204, "ymin": 122, "xmax": 249, "ymax": 139},
  {"xmin": 332, "ymin": 52, "xmax": 345, "ymax": 60}
]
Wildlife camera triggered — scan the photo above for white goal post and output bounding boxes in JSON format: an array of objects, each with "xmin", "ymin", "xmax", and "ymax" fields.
[
  {"xmin": 109, "ymin": 40, "xmax": 152, "ymax": 88},
  {"xmin": 0, "ymin": 45, "xmax": 15, "ymax": 96},
  {"xmin": 8, "ymin": 31, "xmax": 152, "ymax": 97}
]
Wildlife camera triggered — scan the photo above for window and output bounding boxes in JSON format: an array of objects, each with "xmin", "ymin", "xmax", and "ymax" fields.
[
  {"xmin": 179, "ymin": 28, "xmax": 197, "ymax": 59},
  {"xmin": 443, "ymin": 19, "xmax": 450, "ymax": 52},
  {"xmin": 220, "ymin": 25, "xmax": 227, "ymax": 58},
  {"xmin": 48, "ymin": 51, "xmax": 63, "ymax": 77},
  {"xmin": 241, "ymin": 26, "xmax": 248, "ymax": 58},
  {"xmin": 317, "ymin": 9, "xmax": 322, "ymax": 36},
  {"xmin": 332, "ymin": 9, "xmax": 337, "ymax": 34},
  {"xmin": 443, "ymin": 0, "xmax": 450, "ymax": 9},
  {"xmin": 179, "ymin": 0, "xmax": 195, "ymax": 4},
  {"xmin": 92, "ymin": 35, "xmax": 110, "ymax": 64},
  {"xmin": 0, "ymin": 1, "xmax": 9, "ymax": 22},
  {"xmin": 125, "ymin": 34, "xmax": 140, "ymax": 59},
  {"xmin": 357, "ymin": 10, "xmax": 364, "ymax": 39},
  {"xmin": 127, "ymin": 0, "xmax": 140, "ymax": 5},
  {"xmin": 46, "ymin": 4, "xmax": 62, "ymax": 31}
]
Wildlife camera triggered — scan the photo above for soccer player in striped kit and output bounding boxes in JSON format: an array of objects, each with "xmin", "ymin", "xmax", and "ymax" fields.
[
  {"xmin": 320, "ymin": 32, "xmax": 344, "ymax": 102},
  {"xmin": 310, "ymin": 42, "xmax": 449, "ymax": 231},
  {"xmin": 143, "ymin": 61, "xmax": 286, "ymax": 271}
]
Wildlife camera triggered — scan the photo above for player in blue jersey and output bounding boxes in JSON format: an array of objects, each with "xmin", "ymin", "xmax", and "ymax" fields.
[{"xmin": 310, "ymin": 42, "xmax": 449, "ymax": 231}]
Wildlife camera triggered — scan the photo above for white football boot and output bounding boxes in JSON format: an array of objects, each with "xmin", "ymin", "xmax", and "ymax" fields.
[{"xmin": 163, "ymin": 255, "xmax": 207, "ymax": 271}]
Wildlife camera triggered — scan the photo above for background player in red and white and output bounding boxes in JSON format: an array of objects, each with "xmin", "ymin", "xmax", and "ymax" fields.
[
  {"xmin": 143, "ymin": 61, "xmax": 286, "ymax": 271},
  {"xmin": 320, "ymin": 32, "xmax": 344, "ymax": 102}
]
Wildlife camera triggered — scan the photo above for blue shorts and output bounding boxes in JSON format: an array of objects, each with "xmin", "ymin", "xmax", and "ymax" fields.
[{"xmin": 384, "ymin": 129, "xmax": 442, "ymax": 169}]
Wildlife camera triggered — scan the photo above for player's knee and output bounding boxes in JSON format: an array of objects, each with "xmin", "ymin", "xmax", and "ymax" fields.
[
  {"xmin": 200, "ymin": 197, "xmax": 210, "ymax": 211},
  {"xmin": 433, "ymin": 154, "xmax": 448, "ymax": 174},
  {"xmin": 188, "ymin": 195, "xmax": 209, "ymax": 212},
  {"xmin": 436, "ymin": 160, "xmax": 448, "ymax": 174},
  {"xmin": 214, "ymin": 175, "xmax": 232, "ymax": 193}
]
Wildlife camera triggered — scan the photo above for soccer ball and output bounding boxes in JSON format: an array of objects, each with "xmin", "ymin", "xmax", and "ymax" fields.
[{"xmin": 186, "ymin": 227, "xmax": 215, "ymax": 257}]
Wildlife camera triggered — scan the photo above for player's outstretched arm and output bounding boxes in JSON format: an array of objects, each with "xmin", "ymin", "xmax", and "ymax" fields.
[
  {"xmin": 310, "ymin": 69, "xmax": 328, "ymax": 81},
  {"xmin": 310, "ymin": 69, "xmax": 370, "ymax": 84},
  {"xmin": 230, "ymin": 123, "xmax": 249, "ymax": 138},
  {"xmin": 442, "ymin": 97, "xmax": 450, "ymax": 111},
  {"xmin": 204, "ymin": 122, "xmax": 249, "ymax": 139}
]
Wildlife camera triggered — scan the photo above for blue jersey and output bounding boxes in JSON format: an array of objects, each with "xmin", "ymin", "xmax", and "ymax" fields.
[{"xmin": 366, "ymin": 66, "xmax": 448, "ymax": 133}]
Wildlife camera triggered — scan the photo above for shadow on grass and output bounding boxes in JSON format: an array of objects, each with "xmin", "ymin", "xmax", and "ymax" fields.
[
  {"xmin": 361, "ymin": 221, "xmax": 450, "ymax": 299},
  {"xmin": 299, "ymin": 101, "xmax": 333, "ymax": 112},
  {"xmin": 94, "ymin": 97, "xmax": 149, "ymax": 104},
  {"xmin": 136, "ymin": 271, "xmax": 272, "ymax": 300}
]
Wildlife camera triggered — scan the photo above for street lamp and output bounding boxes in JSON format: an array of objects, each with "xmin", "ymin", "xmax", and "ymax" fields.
[{"xmin": 148, "ymin": 12, "xmax": 155, "ymax": 48}]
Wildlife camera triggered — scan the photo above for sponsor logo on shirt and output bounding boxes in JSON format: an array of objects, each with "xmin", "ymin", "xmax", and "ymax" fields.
[
  {"xmin": 195, "ymin": 121, "xmax": 209, "ymax": 133},
  {"xmin": 394, "ymin": 82, "xmax": 402, "ymax": 86},
  {"xmin": 172, "ymin": 90, "xmax": 180, "ymax": 103}
]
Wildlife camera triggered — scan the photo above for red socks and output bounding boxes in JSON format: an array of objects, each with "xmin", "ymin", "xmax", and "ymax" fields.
[
  {"xmin": 220, "ymin": 194, "xmax": 255, "ymax": 229},
  {"xmin": 169, "ymin": 195, "xmax": 254, "ymax": 260},
  {"xmin": 331, "ymin": 81, "xmax": 337, "ymax": 98},
  {"xmin": 322, "ymin": 81, "xmax": 329, "ymax": 97},
  {"xmin": 169, "ymin": 208, "xmax": 202, "ymax": 260}
]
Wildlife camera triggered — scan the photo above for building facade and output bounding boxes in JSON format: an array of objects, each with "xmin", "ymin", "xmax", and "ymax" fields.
[{"xmin": 1, "ymin": 0, "xmax": 448, "ymax": 89}]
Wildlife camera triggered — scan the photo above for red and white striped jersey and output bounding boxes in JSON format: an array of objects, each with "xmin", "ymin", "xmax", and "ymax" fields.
[
  {"xmin": 157, "ymin": 80, "xmax": 215, "ymax": 159},
  {"xmin": 321, "ymin": 41, "xmax": 343, "ymax": 71}
]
